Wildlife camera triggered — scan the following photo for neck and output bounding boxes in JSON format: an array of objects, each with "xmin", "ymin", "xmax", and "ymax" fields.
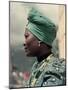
[
  {"xmin": 37, "ymin": 51, "xmax": 51, "ymax": 63},
  {"xmin": 36, "ymin": 43, "xmax": 52, "ymax": 63}
]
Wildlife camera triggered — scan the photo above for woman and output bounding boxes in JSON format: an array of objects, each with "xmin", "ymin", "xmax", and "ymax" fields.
[{"xmin": 23, "ymin": 8, "xmax": 66, "ymax": 87}]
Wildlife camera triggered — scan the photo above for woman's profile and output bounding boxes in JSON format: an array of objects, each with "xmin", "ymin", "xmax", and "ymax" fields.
[{"xmin": 23, "ymin": 8, "xmax": 66, "ymax": 87}]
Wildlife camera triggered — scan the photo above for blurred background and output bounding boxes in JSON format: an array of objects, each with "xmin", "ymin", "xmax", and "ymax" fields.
[{"xmin": 9, "ymin": 2, "xmax": 65, "ymax": 88}]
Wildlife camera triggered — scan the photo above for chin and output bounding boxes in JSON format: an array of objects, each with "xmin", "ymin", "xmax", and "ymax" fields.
[{"xmin": 25, "ymin": 52, "xmax": 35, "ymax": 57}]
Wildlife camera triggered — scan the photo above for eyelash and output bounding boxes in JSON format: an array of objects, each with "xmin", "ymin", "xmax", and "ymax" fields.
[{"xmin": 25, "ymin": 34, "xmax": 29, "ymax": 38}]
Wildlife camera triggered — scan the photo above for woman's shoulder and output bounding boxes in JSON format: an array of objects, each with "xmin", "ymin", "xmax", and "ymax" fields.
[
  {"xmin": 42, "ymin": 56, "xmax": 66, "ymax": 86},
  {"xmin": 44, "ymin": 54, "xmax": 65, "ymax": 75}
]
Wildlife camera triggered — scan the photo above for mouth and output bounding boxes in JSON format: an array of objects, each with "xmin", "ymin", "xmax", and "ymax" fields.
[
  {"xmin": 24, "ymin": 46, "xmax": 32, "ymax": 56},
  {"xmin": 25, "ymin": 49, "xmax": 28, "ymax": 52},
  {"xmin": 24, "ymin": 47, "xmax": 29, "ymax": 52},
  {"xmin": 24, "ymin": 47, "xmax": 31, "ymax": 56}
]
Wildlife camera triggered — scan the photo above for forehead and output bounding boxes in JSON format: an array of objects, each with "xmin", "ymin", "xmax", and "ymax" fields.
[
  {"xmin": 25, "ymin": 27, "xmax": 40, "ymax": 41},
  {"xmin": 24, "ymin": 28, "xmax": 36, "ymax": 39},
  {"xmin": 25, "ymin": 28, "xmax": 39, "ymax": 40},
  {"xmin": 25, "ymin": 28, "xmax": 31, "ymax": 34},
  {"xmin": 25, "ymin": 28, "xmax": 36, "ymax": 38}
]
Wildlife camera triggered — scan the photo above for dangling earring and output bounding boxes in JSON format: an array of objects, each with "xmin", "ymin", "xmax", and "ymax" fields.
[{"xmin": 38, "ymin": 41, "xmax": 42, "ymax": 47}]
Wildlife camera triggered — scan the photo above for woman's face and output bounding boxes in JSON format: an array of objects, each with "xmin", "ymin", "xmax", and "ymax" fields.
[{"xmin": 24, "ymin": 28, "xmax": 40, "ymax": 57}]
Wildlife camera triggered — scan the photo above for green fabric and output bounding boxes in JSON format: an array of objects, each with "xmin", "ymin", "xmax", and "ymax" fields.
[
  {"xmin": 28, "ymin": 54, "xmax": 66, "ymax": 87},
  {"xmin": 27, "ymin": 8, "xmax": 57, "ymax": 46}
]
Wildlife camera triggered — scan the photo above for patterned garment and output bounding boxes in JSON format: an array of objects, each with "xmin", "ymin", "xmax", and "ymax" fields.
[{"xmin": 28, "ymin": 54, "xmax": 66, "ymax": 87}]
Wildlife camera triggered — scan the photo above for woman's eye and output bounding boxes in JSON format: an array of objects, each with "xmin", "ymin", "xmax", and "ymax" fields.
[{"xmin": 25, "ymin": 34, "xmax": 29, "ymax": 38}]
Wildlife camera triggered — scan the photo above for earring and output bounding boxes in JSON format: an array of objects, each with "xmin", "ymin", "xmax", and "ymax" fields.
[{"xmin": 38, "ymin": 41, "xmax": 42, "ymax": 46}]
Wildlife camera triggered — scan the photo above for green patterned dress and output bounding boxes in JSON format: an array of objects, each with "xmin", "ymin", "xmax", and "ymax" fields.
[{"xmin": 28, "ymin": 54, "xmax": 66, "ymax": 87}]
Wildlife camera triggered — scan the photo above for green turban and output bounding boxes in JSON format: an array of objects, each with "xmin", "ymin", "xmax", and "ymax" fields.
[{"xmin": 27, "ymin": 8, "xmax": 57, "ymax": 46}]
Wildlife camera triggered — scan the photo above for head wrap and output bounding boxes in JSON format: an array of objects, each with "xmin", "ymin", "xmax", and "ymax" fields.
[{"xmin": 27, "ymin": 8, "xmax": 57, "ymax": 46}]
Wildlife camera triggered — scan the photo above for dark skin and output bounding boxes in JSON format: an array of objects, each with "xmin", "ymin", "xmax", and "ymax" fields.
[{"xmin": 23, "ymin": 28, "xmax": 52, "ymax": 62}]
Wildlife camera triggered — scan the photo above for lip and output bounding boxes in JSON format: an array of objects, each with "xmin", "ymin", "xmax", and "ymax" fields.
[
  {"xmin": 24, "ymin": 47, "xmax": 27, "ymax": 49},
  {"xmin": 24, "ymin": 47, "xmax": 28, "ymax": 52},
  {"xmin": 24, "ymin": 46, "xmax": 28, "ymax": 50}
]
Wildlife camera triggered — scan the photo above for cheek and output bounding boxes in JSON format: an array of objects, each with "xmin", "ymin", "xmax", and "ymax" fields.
[
  {"xmin": 25, "ymin": 39, "xmax": 32, "ymax": 47},
  {"xmin": 29, "ymin": 41, "xmax": 39, "ymax": 53},
  {"xmin": 25, "ymin": 36, "xmax": 39, "ymax": 52},
  {"xmin": 26, "ymin": 38, "xmax": 38, "ymax": 49},
  {"xmin": 25, "ymin": 36, "xmax": 37, "ymax": 47}
]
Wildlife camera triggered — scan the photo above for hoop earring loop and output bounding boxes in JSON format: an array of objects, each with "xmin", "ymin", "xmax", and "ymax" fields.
[{"xmin": 38, "ymin": 41, "xmax": 42, "ymax": 46}]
